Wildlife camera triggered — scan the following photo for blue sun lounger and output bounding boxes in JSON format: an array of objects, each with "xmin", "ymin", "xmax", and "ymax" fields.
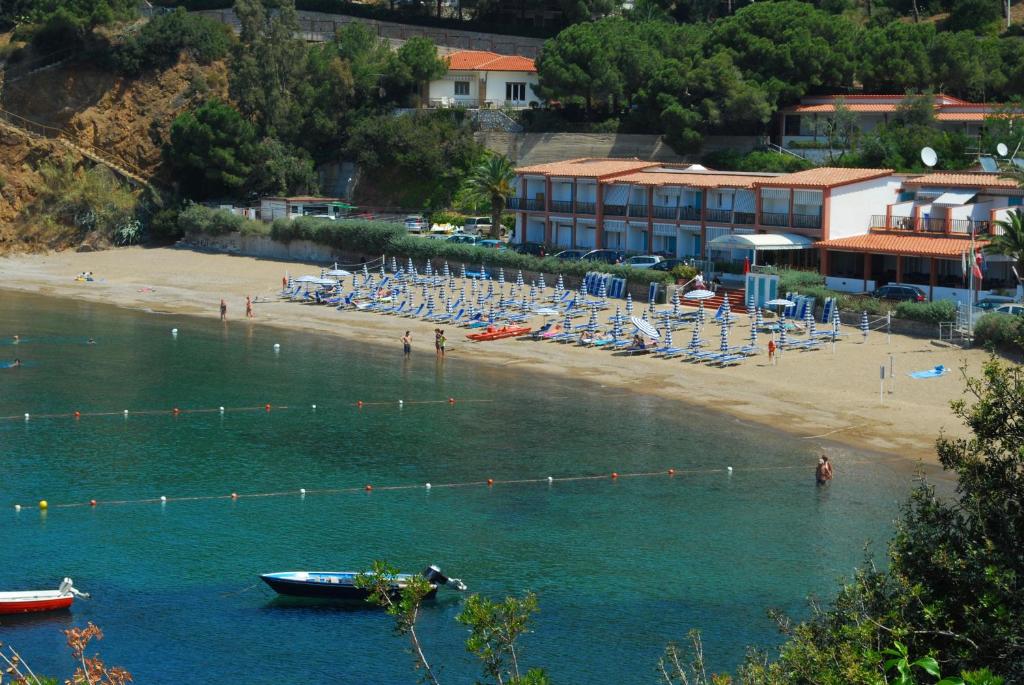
[{"xmin": 908, "ymin": 365, "xmax": 947, "ymax": 379}]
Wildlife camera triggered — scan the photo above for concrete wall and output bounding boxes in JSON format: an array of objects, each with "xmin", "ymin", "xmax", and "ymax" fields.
[{"xmin": 828, "ymin": 177, "xmax": 902, "ymax": 240}]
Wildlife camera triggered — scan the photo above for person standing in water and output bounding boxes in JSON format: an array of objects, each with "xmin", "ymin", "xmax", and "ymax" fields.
[
  {"xmin": 815, "ymin": 455, "xmax": 833, "ymax": 486},
  {"xmin": 245, "ymin": 296, "xmax": 254, "ymax": 319},
  {"xmin": 438, "ymin": 330, "xmax": 446, "ymax": 358},
  {"xmin": 401, "ymin": 331, "xmax": 412, "ymax": 357},
  {"xmin": 220, "ymin": 299, "xmax": 227, "ymax": 321}
]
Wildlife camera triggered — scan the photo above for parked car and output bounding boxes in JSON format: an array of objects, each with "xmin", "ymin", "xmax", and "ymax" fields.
[
  {"xmin": 404, "ymin": 215, "xmax": 426, "ymax": 233},
  {"xmin": 511, "ymin": 242, "xmax": 548, "ymax": 257},
  {"xmin": 552, "ymin": 249, "xmax": 589, "ymax": 261},
  {"xmin": 581, "ymin": 249, "xmax": 627, "ymax": 264},
  {"xmin": 624, "ymin": 255, "xmax": 664, "ymax": 269},
  {"xmin": 478, "ymin": 239, "xmax": 506, "ymax": 250},
  {"xmin": 975, "ymin": 296, "xmax": 1017, "ymax": 311},
  {"xmin": 462, "ymin": 216, "xmax": 493, "ymax": 235},
  {"xmin": 991, "ymin": 303, "xmax": 1024, "ymax": 316},
  {"xmin": 446, "ymin": 234, "xmax": 479, "ymax": 245},
  {"xmin": 649, "ymin": 258, "xmax": 688, "ymax": 272},
  {"xmin": 870, "ymin": 284, "xmax": 926, "ymax": 302}
]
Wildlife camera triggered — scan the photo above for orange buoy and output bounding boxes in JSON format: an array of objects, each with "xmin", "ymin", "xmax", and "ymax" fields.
[
  {"xmin": 74, "ymin": 411, "xmax": 81, "ymax": 418},
  {"xmin": 357, "ymin": 400, "xmax": 363, "ymax": 408},
  {"xmin": 365, "ymin": 484, "xmax": 373, "ymax": 492},
  {"xmin": 265, "ymin": 403, "xmax": 271, "ymax": 412},
  {"xmin": 448, "ymin": 397, "xmax": 455, "ymax": 404},
  {"xmin": 172, "ymin": 407, "xmax": 180, "ymax": 415},
  {"xmin": 668, "ymin": 468, "xmax": 675, "ymax": 476},
  {"xmin": 89, "ymin": 499, "xmax": 97, "ymax": 507},
  {"xmin": 611, "ymin": 472, "xmax": 619, "ymax": 479},
  {"xmin": 486, "ymin": 478, "xmax": 494, "ymax": 486}
]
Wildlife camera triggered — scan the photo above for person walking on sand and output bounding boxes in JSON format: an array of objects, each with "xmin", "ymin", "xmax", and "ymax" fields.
[
  {"xmin": 246, "ymin": 296, "xmax": 254, "ymax": 319},
  {"xmin": 220, "ymin": 299, "xmax": 227, "ymax": 321},
  {"xmin": 402, "ymin": 331, "xmax": 412, "ymax": 357},
  {"xmin": 815, "ymin": 455, "xmax": 833, "ymax": 486},
  {"xmin": 767, "ymin": 338, "xmax": 776, "ymax": 365}
]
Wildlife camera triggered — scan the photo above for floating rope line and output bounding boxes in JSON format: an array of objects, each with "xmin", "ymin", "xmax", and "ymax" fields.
[
  {"xmin": 11, "ymin": 458, "xmax": 909, "ymax": 513},
  {"xmin": 1, "ymin": 398, "xmax": 497, "ymax": 423}
]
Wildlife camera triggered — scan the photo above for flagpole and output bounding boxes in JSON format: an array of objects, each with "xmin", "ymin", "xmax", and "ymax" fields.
[{"xmin": 968, "ymin": 217, "xmax": 975, "ymax": 335}]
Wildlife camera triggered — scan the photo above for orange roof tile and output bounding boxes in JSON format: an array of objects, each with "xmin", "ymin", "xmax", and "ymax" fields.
[
  {"xmin": 817, "ymin": 233, "xmax": 987, "ymax": 258},
  {"xmin": 758, "ymin": 168, "xmax": 893, "ymax": 188},
  {"xmin": 793, "ymin": 104, "xmax": 902, "ymax": 113},
  {"xmin": 934, "ymin": 112, "xmax": 987, "ymax": 121},
  {"xmin": 447, "ymin": 50, "xmax": 536, "ymax": 72},
  {"xmin": 515, "ymin": 158, "xmax": 654, "ymax": 178},
  {"xmin": 614, "ymin": 171, "xmax": 775, "ymax": 189},
  {"xmin": 904, "ymin": 173, "xmax": 1019, "ymax": 189}
]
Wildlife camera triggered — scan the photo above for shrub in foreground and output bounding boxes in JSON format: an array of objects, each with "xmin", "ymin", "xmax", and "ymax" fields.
[{"xmin": 973, "ymin": 313, "xmax": 1024, "ymax": 353}]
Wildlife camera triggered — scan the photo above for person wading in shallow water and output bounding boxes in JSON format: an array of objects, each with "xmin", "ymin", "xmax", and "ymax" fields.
[
  {"xmin": 815, "ymin": 455, "xmax": 834, "ymax": 486},
  {"xmin": 402, "ymin": 331, "xmax": 412, "ymax": 357},
  {"xmin": 220, "ymin": 299, "xmax": 227, "ymax": 321}
]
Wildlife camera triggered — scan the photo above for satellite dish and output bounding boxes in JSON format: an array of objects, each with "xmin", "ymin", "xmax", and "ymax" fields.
[
  {"xmin": 920, "ymin": 146, "xmax": 938, "ymax": 168},
  {"xmin": 997, "ymin": 142, "xmax": 1009, "ymax": 157}
]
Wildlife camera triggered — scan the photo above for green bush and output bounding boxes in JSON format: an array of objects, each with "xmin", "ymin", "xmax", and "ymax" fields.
[
  {"xmin": 974, "ymin": 313, "xmax": 1024, "ymax": 353},
  {"xmin": 148, "ymin": 207, "xmax": 183, "ymax": 243},
  {"xmin": 429, "ymin": 211, "xmax": 465, "ymax": 227},
  {"xmin": 270, "ymin": 217, "xmax": 406, "ymax": 254},
  {"xmin": 893, "ymin": 299, "xmax": 957, "ymax": 324},
  {"xmin": 115, "ymin": 8, "xmax": 232, "ymax": 75},
  {"xmin": 777, "ymin": 268, "xmax": 825, "ymax": 293},
  {"xmin": 178, "ymin": 204, "xmax": 252, "ymax": 236}
]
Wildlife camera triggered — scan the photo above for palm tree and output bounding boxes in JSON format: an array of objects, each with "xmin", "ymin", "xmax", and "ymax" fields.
[
  {"xmin": 986, "ymin": 208, "xmax": 1024, "ymax": 285},
  {"xmin": 462, "ymin": 153, "xmax": 516, "ymax": 239}
]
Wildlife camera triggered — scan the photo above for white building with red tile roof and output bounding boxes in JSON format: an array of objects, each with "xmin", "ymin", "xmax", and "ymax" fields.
[{"xmin": 427, "ymin": 50, "xmax": 539, "ymax": 109}]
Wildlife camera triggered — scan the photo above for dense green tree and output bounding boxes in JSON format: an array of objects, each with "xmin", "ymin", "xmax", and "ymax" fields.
[
  {"xmin": 163, "ymin": 99, "xmax": 258, "ymax": 200},
  {"xmin": 929, "ymin": 32, "xmax": 1004, "ymax": 101},
  {"xmin": 858, "ymin": 22, "xmax": 934, "ymax": 93},
  {"xmin": 388, "ymin": 36, "xmax": 448, "ymax": 105},
  {"xmin": 709, "ymin": 1, "xmax": 858, "ymax": 104},
  {"xmin": 114, "ymin": 8, "xmax": 233, "ymax": 75},
  {"xmin": 535, "ymin": 20, "xmax": 623, "ymax": 110},
  {"xmin": 247, "ymin": 138, "xmax": 319, "ymax": 197}
]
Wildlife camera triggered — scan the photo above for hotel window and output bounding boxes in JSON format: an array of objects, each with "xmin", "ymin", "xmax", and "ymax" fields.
[
  {"xmin": 454, "ymin": 81, "xmax": 469, "ymax": 96},
  {"xmin": 784, "ymin": 115, "xmax": 801, "ymax": 136},
  {"xmin": 506, "ymin": 82, "xmax": 526, "ymax": 102}
]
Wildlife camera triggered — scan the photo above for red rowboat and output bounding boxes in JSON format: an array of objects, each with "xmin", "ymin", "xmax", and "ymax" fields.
[
  {"xmin": 466, "ymin": 325, "xmax": 532, "ymax": 341},
  {"xmin": 0, "ymin": 578, "xmax": 89, "ymax": 615}
]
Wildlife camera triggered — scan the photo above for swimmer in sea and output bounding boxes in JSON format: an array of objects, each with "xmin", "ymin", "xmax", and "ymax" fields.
[
  {"xmin": 12, "ymin": 358, "xmax": 21, "ymax": 367},
  {"xmin": 87, "ymin": 338, "xmax": 96, "ymax": 345},
  {"xmin": 12, "ymin": 335, "xmax": 19, "ymax": 343}
]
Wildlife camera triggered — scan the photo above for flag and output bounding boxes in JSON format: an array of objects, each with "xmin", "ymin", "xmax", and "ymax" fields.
[
  {"xmin": 972, "ymin": 248, "xmax": 983, "ymax": 281},
  {"xmin": 961, "ymin": 250, "xmax": 967, "ymax": 283}
]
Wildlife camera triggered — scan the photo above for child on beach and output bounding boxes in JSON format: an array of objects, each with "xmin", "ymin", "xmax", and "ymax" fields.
[{"xmin": 402, "ymin": 331, "xmax": 412, "ymax": 357}]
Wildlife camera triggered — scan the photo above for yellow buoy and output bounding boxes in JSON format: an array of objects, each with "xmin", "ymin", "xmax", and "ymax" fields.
[{"xmin": 38, "ymin": 500, "xmax": 48, "ymax": 510}]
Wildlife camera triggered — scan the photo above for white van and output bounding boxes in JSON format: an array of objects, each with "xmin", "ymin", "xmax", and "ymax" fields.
[{"xmin": 461, "ymin": 216, "xmax": 493, "ymax": 235}]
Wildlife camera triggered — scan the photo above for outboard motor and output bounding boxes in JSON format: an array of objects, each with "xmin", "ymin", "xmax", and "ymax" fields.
[{"xmin": 422, "ymin": 565, "xmax": 468, "ymax": 591}]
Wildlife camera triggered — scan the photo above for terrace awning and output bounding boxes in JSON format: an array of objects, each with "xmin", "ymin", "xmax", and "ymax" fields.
[
  {"xmin": 931, "ymin": 191, "xmax": 975, "ymax": 206},
  {"xmin": 707, "ymin": 232, "xmax": 814, "ymax": 251}
]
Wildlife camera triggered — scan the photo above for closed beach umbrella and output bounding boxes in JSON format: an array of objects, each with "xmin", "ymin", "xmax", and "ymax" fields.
[
  {"xmin": 425, "ymin": 294, "xmax": 435, "ymax": 316},
  {"xmin": 671, "ymin": 288, "xmax": 680, "ymax": 318},
  {"xmin": 598, "ymin": 278, "xmax": 608, "ymax": 302},
  {"xmin": 747, "ymin": 292, "xmax": 756, "ymax": 315},
  {"xmin": 689, "ymin": 321, "xmax": 702, "ymax": 350},
  {"xmin": 755, "ymin": 307, "xmax": 764, "ymax": 330},
  {"xmin": 461, "ymin": 263, "xmax": 468, "ymax": 279},
  {"xmin": 610, "ymin": 305, "xmax": 623, "ymax": 327},
  {"xmin": 806, "ymin": 308, "xmax": 816, "ymax": 337},
  {"xmin": 390, "ymin": 256, "xmax": 398, "ymax": 273},
  {"xmin": 613, "ymin": 314, "xmax": 623, "ymax": 340},
  {"xmin": 697, "ymin": 301, "xmax": 705, "ymax": 326},
  {"xmin": 579, "ymin": 280, "xmax": 587, "ymax": 300},
  {"xmin": 662, "ymin": 323, "xmax": 674, "ymax": 349},
  {"xmin": 379, "ymin": 263, "xmax": 385, "ymax": 278},
  {"xmin": 442, "ymin": 262, "xmax": 451, "ymax": 279},
  {"xmin": 832, "ymin": 308, "xmax": 841, "ymax": 337},
  {"xmin": 720, "ymin": 321, "xmax": 730, "ymax": 353},
  {"xmin": 555, "ymin": 274, "xmax": 564, "ymax": 292},
  {"xmin": 425, "ymin": 261, "xmax": 433, "ymax": 277},
  {"xmin": 362, "ymin": 263, "xmax": 370, "ymax": 279},
  {"xmin": 516, "ymin": 270, "xmax": 525, "ymax": 287},
  {"xmin": 407, "ymin": 257, "xmax": 415, "ymax": 274},
  {"xmin": 779, "ymin": 319, "xmax": 788, "ymax": 349},
  {"xmin": 529, "ymin": 286, "xmax": 537, "ymax": 309},
  {"xmin": 721, "ymin": 296, "xmax": 732, "ymax": 326},
  {"xmin": 538, "ymin": 274, "xmax": 547, "ymax": 291},
  {"xmin": 498, "ymin": 268, "xmax": 506, "ymax": 287},
  {"xmin": 563, "ymin": 310, "xmax": 573, "ymax": 333},
  {"xmin": 626, "ymin": 292, "xmax": 634, "ymax": 316},
  {"xmin": 486, "ymin": 282, "xmax": 494, "ymax": 299},
  {"xmin": 749, "ymin": 318, "xmax": 758, "ymax": 346},
  {"xmin": 860, "ymin": 311, "xmax": 869, "ymax": 340}
]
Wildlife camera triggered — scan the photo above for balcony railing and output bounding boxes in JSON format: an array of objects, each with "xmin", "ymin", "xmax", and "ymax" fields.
[
  {"xmin": 575, "ymin": 201, "xmax": 595, "ymax": 215},
  {"xmin": 704, "ymin": 208, "xmax": 732, "ymax": 224},
  {"xmin": 604, "ymin": 204, "xmax": 627, "ymax": 216},
  {"xmin": 950, "ymin": 218, "xmax": 992, "ymax": 235},
  {"xmin": 869, "ymin": 214, "xmax": 889, "ymax": 229},
  {"xmin": 507, "ymin": 197, "xmax": 522, "ymax": 210},
  {"xmin": 760, "ymin": 212, "xmax": 789, "ymax": 227},
  {"xmin": 734, "ymin": 211, "xmax": 755, "ymax": 225},
  {"xmin": 652, "ymin": 205, "xmax": 677, "ymax": 220},
  {"xmin": 549, "ymin": 200, "xmax": 572, "ymax": 213},
  {"xmin": 679, "ymin": 206, "xmax": 701, "ymax": 221},
  {"xmin": 627, "ymin": 204, "xmax": 648, "ymax": 218},
  {"xmin": 920, "ymin": 217, "xmax": 945, "ymax": 233},
  {"xmin": 791, "ymin": 213, "xmax": 822, "ymax": 230},
  {"xmin": 889, "ymin": 216, "xmax": 915, "ymax": 231},
  {"xmin": 509, "ymin": 198, "xmax": 545, "ymax": 211}
]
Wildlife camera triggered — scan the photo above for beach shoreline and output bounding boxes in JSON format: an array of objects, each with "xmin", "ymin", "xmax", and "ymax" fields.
[{"xmin": 0, "ymin": 247, "xmax": 989, "ymax": 466}]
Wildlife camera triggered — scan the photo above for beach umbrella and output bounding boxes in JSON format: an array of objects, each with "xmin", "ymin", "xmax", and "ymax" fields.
[
  {"xmin": 538, "ymin": 274, "xmax": 547, "ymax": 291},
  {"xmin": 609, "ymin": 305, "xmax": 623, "ymax": 327},
  {"xmin": 407, "ymin": 257, "xmax": 415, "ymax": 274},
  {"xmin": 425, "ymin": 294, "xmax": 435, "ymax": 317},
  {"xmin": 721, "ymin": 296, "xmax": 732, "ymax": 327},
  {"xmin": 390, "ymin": 256, "xmax": 398, "ymax": 273},
  {"xmin": 294, "ymin": 275, "xmax": 323, "ymax": 283},
  {"xmin": 860, "ymin": 311, "xmax": 869, "ymax": 341},
  {"xmin": 516, "ymin": 270, "xmax": 525, "ymax": 287},
  {"xmin": 747, "ymin": 291, "xmax": 756, "ymax": 315},
  {"xmin": 460, "ymin": 263, "xmax": 467, "ymax": 279},
  {"xmin": 779, "ymin": 319, "xmax": 788, "ymax": 350},
  {"xmin": 696, "ymin": 301, "xmax": 705, "ymax": 326},
  {"xmin": 626, "ymin": 292, "xmax": 634, "ymax": 316},
  {"xmin": 529, "ymin": 285, "xmax": 537, "ymax": 309},
  {"xmin": 498, "ymin": 268, "xmax": 506, "ymax": 287},
  {"xmin": 671, "ymin": 288, "xmax": 680, "ymax": 318},
  {"xmin": 689, "ymin": 321, "xmax": 702, "ymax": 350},
  {"xmin": 749, "ymin": 318, "xmax": 758, "ymax": 347},
  {"xmin": 486, "ymin": 282, "xmax": 494, "ymax": 299},
  {"xmin": 579, "ymin": 279, "xmax": 587, "ymax": 300},
  {"xmin": 661, "ymin": 311, "xmax": 672, "ymax": 341},
  {"xmin": 555, "ymin": 274, "xmax": 564, "ymax": 292},
  {"xmin": 586, "ymin": 306, "xmax": 599, "ymax": 336},
  {"xmin": 425, "ymin": 261, "xmax": 433, "ymax": 277},
  {"xmin": 379, "ymin": 263, "xmax": 385, "ymax": 278},
  {"xmin": 720, "ymin": 321, "xmax": 730, "ymax": 353},
  {"xmin": 755, "ymin": 307, "xmax": 764, "ymax": 330},
  {"xmin": 598, "ymin": 278, "xmax": 608, "ymax": 303},
  {"xmin": 443, "ymin": 262, "xmax": 451, "ymax": 279},
  {"xmin": 562, "ymin": 310, "xmax": 573, "ymax": 334},
  {"xmin": 612, "ymin": 314, "xmax": 623, "ymax": 340},
  {"xmin": 362, "ymin": 263, "xmax": 370, "ymax": 279},
  {"xmin": 685, "ymin": 289, "xmax": 715, "ymax": 301},
  {"xmin": 662, "ymin": 322, "xmax": 674, "ymax": 350},
  {"xmin": 630, "ymin": 316, "xmax": 659, "ymax": 340},
  {"xmin": 832, "ymin": 307, "xmax": 841, "ymax": 337},
  {"xmin": 806, "ymin": 307, "xmax": 816, "ymax": 338}
]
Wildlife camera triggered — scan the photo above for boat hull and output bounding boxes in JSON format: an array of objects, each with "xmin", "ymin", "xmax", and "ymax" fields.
[
  {"xmin": 0, "ymin": 597, "xmax": 74, "ymax": 615},
  {"xmin": 260, "ymin": 574, "xmax": 437, "ymax": 602}
]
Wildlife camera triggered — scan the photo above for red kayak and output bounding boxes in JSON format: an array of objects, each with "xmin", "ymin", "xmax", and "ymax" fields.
[
  {"xmin": 0, "ymin": 578, "xmax": 89, "ymax": 615},
  {"xmin": 466, "ymin": 325, "xmax": 532, "ymax": 341}
]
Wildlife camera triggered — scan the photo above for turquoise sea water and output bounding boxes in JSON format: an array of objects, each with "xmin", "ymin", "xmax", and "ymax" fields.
[{"xmin": 0, "ymin": 292, "xmax": 936, "ymax": 683}]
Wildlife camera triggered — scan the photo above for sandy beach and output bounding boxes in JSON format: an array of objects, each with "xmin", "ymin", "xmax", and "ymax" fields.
[{"xmin": 0, "ymin": 246, "xmax": 995, "ymax": 463}]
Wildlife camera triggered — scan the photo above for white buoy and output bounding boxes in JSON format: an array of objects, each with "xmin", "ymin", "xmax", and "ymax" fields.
[
  {"xmin": 171, "ymin": 328, "xmax": 178, "ymax": 335},
  {"xmin": 14, "ymin": 504, "xmax": 21, "ymax": 512},
  {"xmin": 311, "ymin": 404, "xmax": 317, "ymax": 410},
  {"xmin": 727, "ymin": 466, "xmax": 733, "ymax": 473},
  {"xmin": 160, "ymin": 496, "xmax": 167, "ymax": 502},
  {"xmin": 425, "ymin": 483, "xmax": 432, "ymax": 489},
  {"xmin": 273, "ymin": 343, "xmax": 281, "ymax": 351},
  {"xmin": 398, "ymin": 399, "xmax": 404, "ymax": 408},
  {"xmin": 23, "ymin": 413, "xmax": 29, "ymax": 421},
  {"xmin": 300, "ymin": 488, "xmax": 306, "ymax": 495},
  {"xmin": 123, "ymin": 409, "xmax": 129, "ymax": 415},
  {"xmin": 219, "ymin": 406, "xmax": 225, "ymax": 413},
  {"xmin": 547, "ymin": 476, "xmax": 554, "ymax": 483}
]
